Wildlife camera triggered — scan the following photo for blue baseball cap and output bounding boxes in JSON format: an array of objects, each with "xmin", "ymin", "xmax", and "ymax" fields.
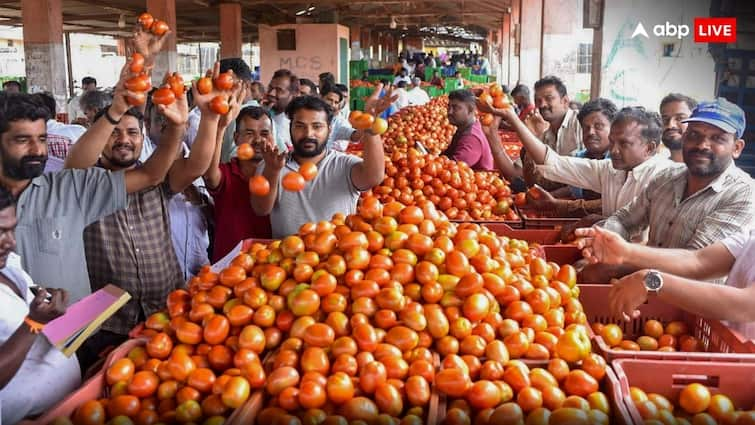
[{"xmin": 682, "ymin": 98, "xmax": 746, "ymax": 138}]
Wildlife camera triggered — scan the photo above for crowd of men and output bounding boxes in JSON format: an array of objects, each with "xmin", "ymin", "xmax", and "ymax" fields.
[{"xmin": 1, "ymin": 28, "xmax": 755, "ymax": 423}]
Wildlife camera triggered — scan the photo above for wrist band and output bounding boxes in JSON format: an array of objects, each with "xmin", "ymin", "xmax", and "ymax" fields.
[
  {"xmin": 24, "ymin": 316, "xmax": 44, "ymax": 334},
  {"xmin": 104, "ymin": 108, "xmax": 121, "ymax": 125}
]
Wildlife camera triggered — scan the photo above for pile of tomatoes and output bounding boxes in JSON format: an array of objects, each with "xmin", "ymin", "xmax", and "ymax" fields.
[
  {"xmin": 593, "ymin": 320, "xmax": 706, "ymax": 353},
  {"xmin": 629, "ymin": 384, "xmax": 753, "ymax": 425},
  {"xmin": 437, "ymin": 352, "xmax": 612, "ymax": 425},
  {"xmin": 382, "ymin": 96, "xmax": 455, "ymax": 154},
  {"xmin": 372, "ymin": 149, "xmax": 519, "ymax": 222},
  {"xmin": 57, "ymin": 194, "xmax": 593, "ymax": 424}
]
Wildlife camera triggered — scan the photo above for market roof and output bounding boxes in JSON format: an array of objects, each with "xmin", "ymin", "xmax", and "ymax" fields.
[{"xmin": 0, "ymin": 0, "xmax": 510, "ymax": 42}]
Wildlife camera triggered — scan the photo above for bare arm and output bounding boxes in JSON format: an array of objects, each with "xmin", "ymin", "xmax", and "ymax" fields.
[
  {"xmin": 610, "ymin": 270, "xmax": 755, "ymax": 324},
  {"xmin": 477, "ymin": 100, "xmax": 548, "ymax": 164},
  {"xmin": 482, "ymin": 115, "xmax": 522, "ymax": 180},
  {"xmin": 575, "ymin": 226, "xmax": 735, "ymax": 280},
  {"xmin": 0, "ymin": 289, "xmax": 67, "ymax": 389},
  {"xmin": 351, "ymin": 83, "xmax": 396, "ymax": 190}
]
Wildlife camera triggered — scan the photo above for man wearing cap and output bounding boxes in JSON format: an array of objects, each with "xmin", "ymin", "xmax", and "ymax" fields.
[{"xmin": 580, "ymin": 98, "xmax": 755, "ymax": 283}]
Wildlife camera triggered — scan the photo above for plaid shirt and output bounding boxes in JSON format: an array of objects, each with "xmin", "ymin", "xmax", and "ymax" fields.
[
  {"xmin": 84, "ymin": 180, "xmax": 185, "ymax": 335},
  {"xmin": 604, "ymin": 162, "xmax": 755, "ymax": 250},
  {"xmin": 46, "ymin": 133, "xmax": 71, "ymax": 160}
]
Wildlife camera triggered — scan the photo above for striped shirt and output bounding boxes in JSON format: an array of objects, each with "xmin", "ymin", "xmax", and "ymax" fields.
[
  {"xmin": 84, "ymin": 180, "xmax": 185, "ymax": 335},
  {"xmin": 603, "ymin": 162, "xmax": 755, "ymax": 249}
]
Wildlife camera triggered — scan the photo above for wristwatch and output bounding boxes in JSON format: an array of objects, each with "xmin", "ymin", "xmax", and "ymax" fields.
[{"xmin": 643, "ymin": 270, "xmax": 664, "ymax": 295}]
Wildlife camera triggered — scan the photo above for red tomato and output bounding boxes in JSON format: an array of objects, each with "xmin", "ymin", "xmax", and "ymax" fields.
[
  {"xmin": 209, "ymin": 96, "xmax": 230, "ymax": 115},
  {"xmin": 151, "ymin": 20, "xmax": 169, "ymax": 36},
  {"xmin": 137, "ymin": 13, "xmax": 154, "ymax": 30},
  {"xmin": 197, "ymin": 77, "xmax": 213, "ymax": 95},
  {"xmin": 130, "ymin": 53, "xmax": 145, "ymax": 74},
  {"xmin": 213, "ymin": 72, "xmax": 234, "ymax": 90},
  {"xmin": 152, "ymin": 87, "xmax": 176, "ymax": 105}
]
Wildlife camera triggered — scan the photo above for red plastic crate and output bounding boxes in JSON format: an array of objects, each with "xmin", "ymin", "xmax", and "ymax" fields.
[
  {"xmin": 451, "ymin": 219, "xmax": 524, "ymax": 229},
  {"xmin": 518, "ymin": 209, "xmax": 581, "ymax": 230},
  {"xmin": 579, "ymin": 284, "xmax": 755, "ymax": 362},
  {"xmin": 610, "ymin": 359, "xmax": 755, "ymax": 425},
  {"xmin": 482, "ymin": 222, "xmax": 561, "ymax": 244}
]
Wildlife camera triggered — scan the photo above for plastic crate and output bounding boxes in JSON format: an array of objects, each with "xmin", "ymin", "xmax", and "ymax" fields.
[
  {"xmin": 450, "ymin": 219, "xmax": 524, "ymax": 229},
  {"xmin": 482, "ymin": 222, "xmax": 560, "ymax": 244},
  {"xmin": 436, "ymin": 361, "xmax": 630, "ymax": 425},
  {"xmin": 518, "ymin": 208, "xmax": 581, "ymax": 230},
  {"xmin": 610, "ymin": 359, "xmax": 755, "ymax": 425},
  {"xmin": 579, "ymin": 284, "xmax": 755, "ymax": 362},
  {"xmin": 542, "ymin": 245, "xmax": 582, "ymax": 264}
]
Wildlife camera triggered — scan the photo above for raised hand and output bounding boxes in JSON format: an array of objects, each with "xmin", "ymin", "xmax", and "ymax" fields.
[
  {"xmin": 525, "ymin": 185, "xmax": 556, "ymax": 210},
  {"xmin": 110, "ymin": 60, "xmax": 150, "ymax": 117},
  {"xmin": 574, "ymin": 226, "xmax": 629, "ymax": 265},
  {"xmin": 156, "ymin": 72, "xmax": 189, "ymax": 127},
  {"xmin": 192, "ymin": 62, "xmax": 236, "ymax": 116},
  {"xmin": 132, "ymin": 25, "xmax": 171, "ymax": 66},
  {"xmin": 476, "ymin": 98, "xmax": 518, "ymax": 123},
  {"xmin": 28, "ymin": 288, "xmax": 68, "ymax": 324},
  {"xmin": 524, "ymin": 108, "xmax": 549, "ymax": 136},
  {"xmin": 364, "ymin": 83, "xmax": 398, "ymax": 118},
  {"xmin": 260, "ymin": 142, "xmax": 287, "ymax": 171},
  {"xmin": 219, "ymin": 81, "xmax": 248, "ymax": 130}
]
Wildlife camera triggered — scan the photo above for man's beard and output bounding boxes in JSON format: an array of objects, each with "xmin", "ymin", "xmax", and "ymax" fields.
[
  {"xmin": 2, "ymin": 154, "xmax": 46, "ymax": 180},
  {"xmin": 662, "ymin": 129, "xmax": 683, "ymax": 150},
  {"xmin": 293, "ymin": 137, "xmax": 326, "ymax": 158},
  {"xmin": 103, "ymin": 143, "xmax": 138, "ymax": 168},
  {"xmin": 684, "ymin": 148, "xmax": 729, "ymax": 177}
]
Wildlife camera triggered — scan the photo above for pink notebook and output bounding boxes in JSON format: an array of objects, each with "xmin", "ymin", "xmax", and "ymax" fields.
[{"xmin": 43, "ymin": 284, "xmax": 131, "ymax": 356}]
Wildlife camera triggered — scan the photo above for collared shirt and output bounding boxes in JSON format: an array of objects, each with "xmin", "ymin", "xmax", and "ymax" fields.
[
  {"xmin": 209, "ymin": 158, "xmax": 272, "ymax": 262},
  {"xmin": 604, "ymin": 162, "xmax": 755, "ymax": 249},
  {"xmin": 538, "ymin": 148, "xmax": 677, "ymax": 217},
  {"xmin": 569, "ymin": 149, "xmax": 610, "ymax": 200},
  {"xmin": 84, "ymin": 180, "xmax": 184, "ymax": 336},
  {"xmin": 261, "ymin": 150, "xmax": 363, "ymax": 238},
  {"xmin": 721, "ymin": 229, "xmax": 755, "ymax": 338},
  {"xmin": 394, "ymin": 88, "xmax": 410, "ymax": 109},
  {"xmin": 15, "ymin": 168, "xmax": 127, "ymax": 303},
  {"xmin": 0, "ymin": 254, "xmax": 80, "ymax": 424},
  {"xmin": 407, "ymin": 87, "xmax": 430, "ymax": 106},
  {"xmin": 169, "ymin": 190, "xmax": 210, "ymax": 279},
  {"xmin": 542, "ymin": 108, "xmax": 583, "ymax": 155},
  {"xmin": 46, "ymin": 119, "xmax": 86, "ymax": 160},
  {"xmin": 328, "ymin": 115, "xmax": 356, "ymax": 148},
  {"xmin": 442, "ymin": 121, "xmax": 494, "ymax": 171},
  {"xmin": 66, "ymin": 95, "xmax": 84, "ymax": 122}
]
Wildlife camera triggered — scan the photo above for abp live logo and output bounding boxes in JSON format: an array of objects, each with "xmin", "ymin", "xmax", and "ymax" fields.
[
  {"xmin": 631, "ymin": 17, "xmax": 736, "ymax": 43},
  {"xmin": 694, "ymin": 17, "xmax": 736, "ymax": 43}
]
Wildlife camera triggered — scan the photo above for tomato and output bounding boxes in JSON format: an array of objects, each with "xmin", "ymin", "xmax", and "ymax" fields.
[
  {"xmin": 166, "ymin": 73, "xmax": 185, "ymax": 98},
  {"xmin": 300, "ymin": 162, "xmax": 318, "ymax": 181},
  {"xmin": 137, "ymin": 13, "xmax": 154, "ymax": 30},
  {"xmin": 282, "ymin": 172, "xmax": 306, "ymax": 192},
  {"xmin": 152, "ymin": 87, "xmax": 176, "ymax": 105},
  {"xmin": 340, "ymin": 397, "xmax": 379, "ymax": 422},
  {"xmin": 196, "ymin": 77, "xmax": 213, "ymax": 95},
  {"xmin": 128, "ymin": 370, "xmax": 159, "ymax": 398},
  {"xmin": 371, "ymin": 117, "xmax": 388, "ymax": 135},
  {"xmin": 203, "ymin": 314, "xmax": 230, "ymax": 345},
  {"xmin": 234, "ymin": 143, "xmax": 255, "ymax": 161},
  {"xmin": 168, "ymin": 351, "xmax": 196, "ymax": 383},
  {"xmin": 679, "ymin": 383, "xmax": 711, "ymax": 414},
  {"xmin": 73, "ymin": 400, "xmax": 106, "ymax": 425},
  {"xmin": 127, "ymin": 92, "xmax": 147, "ymax": 106},
  {"xmin": 107, "ymin": 358, "xmax": 136, "ymax": 386},
  {"xmin": 213, "ymin": 72, "xmax": 234, "ymax": 90},
  {"xmin": 151, "ymin": 20, "xmax": 169, "ymax": 36},
  {"xmin": 108, "ymin": 395, "xmax": 141, "ymax": 417},
  {"xmin": 267, "ymin": 366, "xmax": 300, "ymax": 396},
  {"xmin": 187, "ymin": 367, "xmax": 216, "ymax": 393},
  {"xmin": 359, "ymin": 361, "xmax": 387, "ymax": 394},
  {"xmin": 125, "ymin": 74, "xmax": 150, "ymax": 93},
  {"xmin": 563, "ymin": 370, "xmax": 599, "ymax": 398},
  {"xmin": 209, "ymin": 95, "xmax": 230, "ymax": 115},
  {"xmin": 146, "ymin": 332, "xmax": 173, "ymax": 359},
  {"xmin": 221, "ymin": 376, "xmax": 250, "ymax": 408},
  {"xmin": 325, "ymin": 371, "xmax": 355, "ymax": 404},
  {"xmin": 436, "ymin": 368, "xmax": 472, "ymax": 398}
]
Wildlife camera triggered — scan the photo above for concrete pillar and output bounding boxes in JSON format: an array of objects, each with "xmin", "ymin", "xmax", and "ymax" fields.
[
  {"xmin": 21, "ymin": 0, "xmax": 66, "ymax": 113},
  {"xmin": 350, "ymin": 25, "xmax": 361, "ymax": 60},
  {"xmin": 219, "ymin": 2, "xmax": 242, "ymax": 59},
  {"xmin": 147, "ymin": 0, "xmax": 177, "ymax": 85},
  {"xmin": 509, "ymin": 0, "xmax": 521, "ymax": 85},
  {"xmin": 501, "ymin": 13, "xmax": 511, "ymax": 85},
  {"xmin": 519, "ymin": 0, "xmax": 543, "ymax": 86}
]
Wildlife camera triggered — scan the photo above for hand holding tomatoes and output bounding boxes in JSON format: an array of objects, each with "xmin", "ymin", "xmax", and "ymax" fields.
[
  {"xmin": 259, "ymin": 142, "xmax": 287, "ymax": 173},
  {"xmin": 132, "ymin": 12, "xmax": 170, "ymax": 63},
  {"xmin": 192, "ymin": 62, "xmax": 238, "ymax": 116},
  {"xmin": 154, "ymin": 73, "xmax": 189, "ymax": 126}
]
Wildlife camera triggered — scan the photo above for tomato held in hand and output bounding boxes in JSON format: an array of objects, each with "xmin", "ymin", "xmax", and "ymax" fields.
[
  {"xmin": 137, "ymin": 13, "xmax": 154, "ymax": 30},
  {"xmin": 151, "ymin": 20, "xmax": 170, "ymax": 36},
  {"xmin": 480, "ymin": 113, "xmax": 494, "ymax": 126},
  {"xmin": 493, "ymin": 96, "xmax": 510, "ymax": 109},
  {"xmin": 282, "ymin": 172, "xmax": 306, "ymax": 192},
  {"xmin": 299, "ymin": 162, "xmax": 317, "ymax": 181},
  {"xmin": 130, "ymin": 53, "xmax": 145, "ymax": 74},
  {"xmin": 209, "ymin": 96, "xmax": 230, "ymax": 115},
  {"xmin": 152, "ymin": 87, "xmax": 176, "ymax": 105},
  {"xmin": 168, "ymin": 73, "xmax": 185, "ymax": 98},
  {"xmin": 124, "ymin": 74, "xmax": 150, "ymax": 92},
  {"xmin": 213, "ymin": 72, "xmax": 234, "ymax": 91},
  {"xmin": 248, "ymin": 175, "xmax": 270, "ymax": 196},
  {"xmin": 371, "ymin": 117, "xmax": 388, "ymax": 135},
  {"xmin": 237, "ymin": 143, "xmax": 255, "ymax": 161},
  {"xmin": 127, "ymin": 92, "xmax": 147, "ymax": 106},
  {"xmin": 197, "ymin": 77, "xmax": 213, "ymax": 95}
]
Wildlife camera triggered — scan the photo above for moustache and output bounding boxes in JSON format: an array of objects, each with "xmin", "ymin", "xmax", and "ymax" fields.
[
  {"xmin": 585, "ymin": 136, "xmax": 602, "ymax": 143},
  {"xmin": 663, "ymin": 129, "xmax": 682, "ymax": 136},
  {"xmin": 299, "ymin": 138, "xmax": 319, "ymax": 146},
  {"xmin": 21, "ymin": 155, "xmax": 46, "ymax": 165},
  {"xmin": 686, "ymin": 149, "xmax": 714, "ymax": 160},
  {"xmin": 538, "ymin": 107, "xmax": 552, "ymax": 115},
  {"xmin": 113, "ymin": 143, "xmax": 135, "ymax": 152}
]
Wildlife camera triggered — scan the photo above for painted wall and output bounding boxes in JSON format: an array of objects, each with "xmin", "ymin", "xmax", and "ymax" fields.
[
  {"xmin": 541, "ymin": 0, "xmax": 594, "ymax": 103},
  {"xmin": 259, "ymin": 23, "xmax": 350, "ymax": 86},
  {"xmin": 600, "ymin": 0, "xmax": 715, "ymax": 109},
  {"xmin": 519, "ymin": 0, "xmax": 543, "ymax": 86}
]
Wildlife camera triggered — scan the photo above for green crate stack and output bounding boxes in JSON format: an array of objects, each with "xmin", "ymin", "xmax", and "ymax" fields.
[
  {"xmin": 445, "ymin": 78, "xmax": 463, "ymax": 93},
  {"xmin": 351, "ymin": 86, "xmax": 371, "ymax": 100},
  {"xmin": 487, "ymin": 75, "xmax": 497, "ymax": 83},
  {"xmin": 459, "ymin": 68, "xmax": 472, "ymax": 80},
  {"xmin": 351, "ymin": 98, "xmax": 366, "ymax": 112},
  {"xmin": 469, "ymin": 75, "xmax": 487, "ymax": 85},
  {"xmin": 349, "ymin": 60, "xmax": 368, "ymax": 80},
  {"xmin": 422, "ymin": 86, "xmax": 444, "ymax": 99},
  {"xmin": 424, "ymin": 67, "xmax": 441, "ymax": 82}
]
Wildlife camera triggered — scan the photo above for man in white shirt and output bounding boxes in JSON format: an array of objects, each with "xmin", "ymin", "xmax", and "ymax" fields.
[
  {"xmin": 66, "ymin": 76, "xmax": 97, "ymax": 125},
  {"xmin": 265, "ymin": 69, "xmax": 300, "ymax": 152},
  {"xmin": 0, "ymin": 186, "xmax": 80, "ymax": 424},
  {"xmin": 37, "ymin": 92, "xmax": 86, "ymax": 160},
  {"xmin": 393, "ymin": 69, "xmax": 411, "ymax": 86},
  {"xmin": 393, "ymin": 81, "xmax": 410, "ymax": 110},
  {"xmin": 406, "ymin": 77, "xmax": 430, "ymax": 106},
  {"xmin": 321, "ymin": 86, "xmax": 360, "ymax": 150}
]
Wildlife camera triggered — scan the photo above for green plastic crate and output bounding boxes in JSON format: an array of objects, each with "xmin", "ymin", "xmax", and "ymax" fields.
[
  {"xmin": 469, "ymin": 74, "xmax": 487, "ymax": 84},
  {"xmin": 459, "ymin": 68, "xmax": 472, "ymax": 79},
  {"xmin": 351, "ymin": 98, "xmax": 366, "ymax": 112},
  {"xmin": 350, "ymin": 86, "xmax": 371, "ymax": 99},
  {"xmin": 423, "ymin": 86, "xmax": 444, "ymax": 98},
  {"xmin": 424, "ymin": 67, "xmax": 441, "ymax": 82},
  {"xmin": 349, "ymin": 60, "xmax": 368, "ymax": 80}
]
